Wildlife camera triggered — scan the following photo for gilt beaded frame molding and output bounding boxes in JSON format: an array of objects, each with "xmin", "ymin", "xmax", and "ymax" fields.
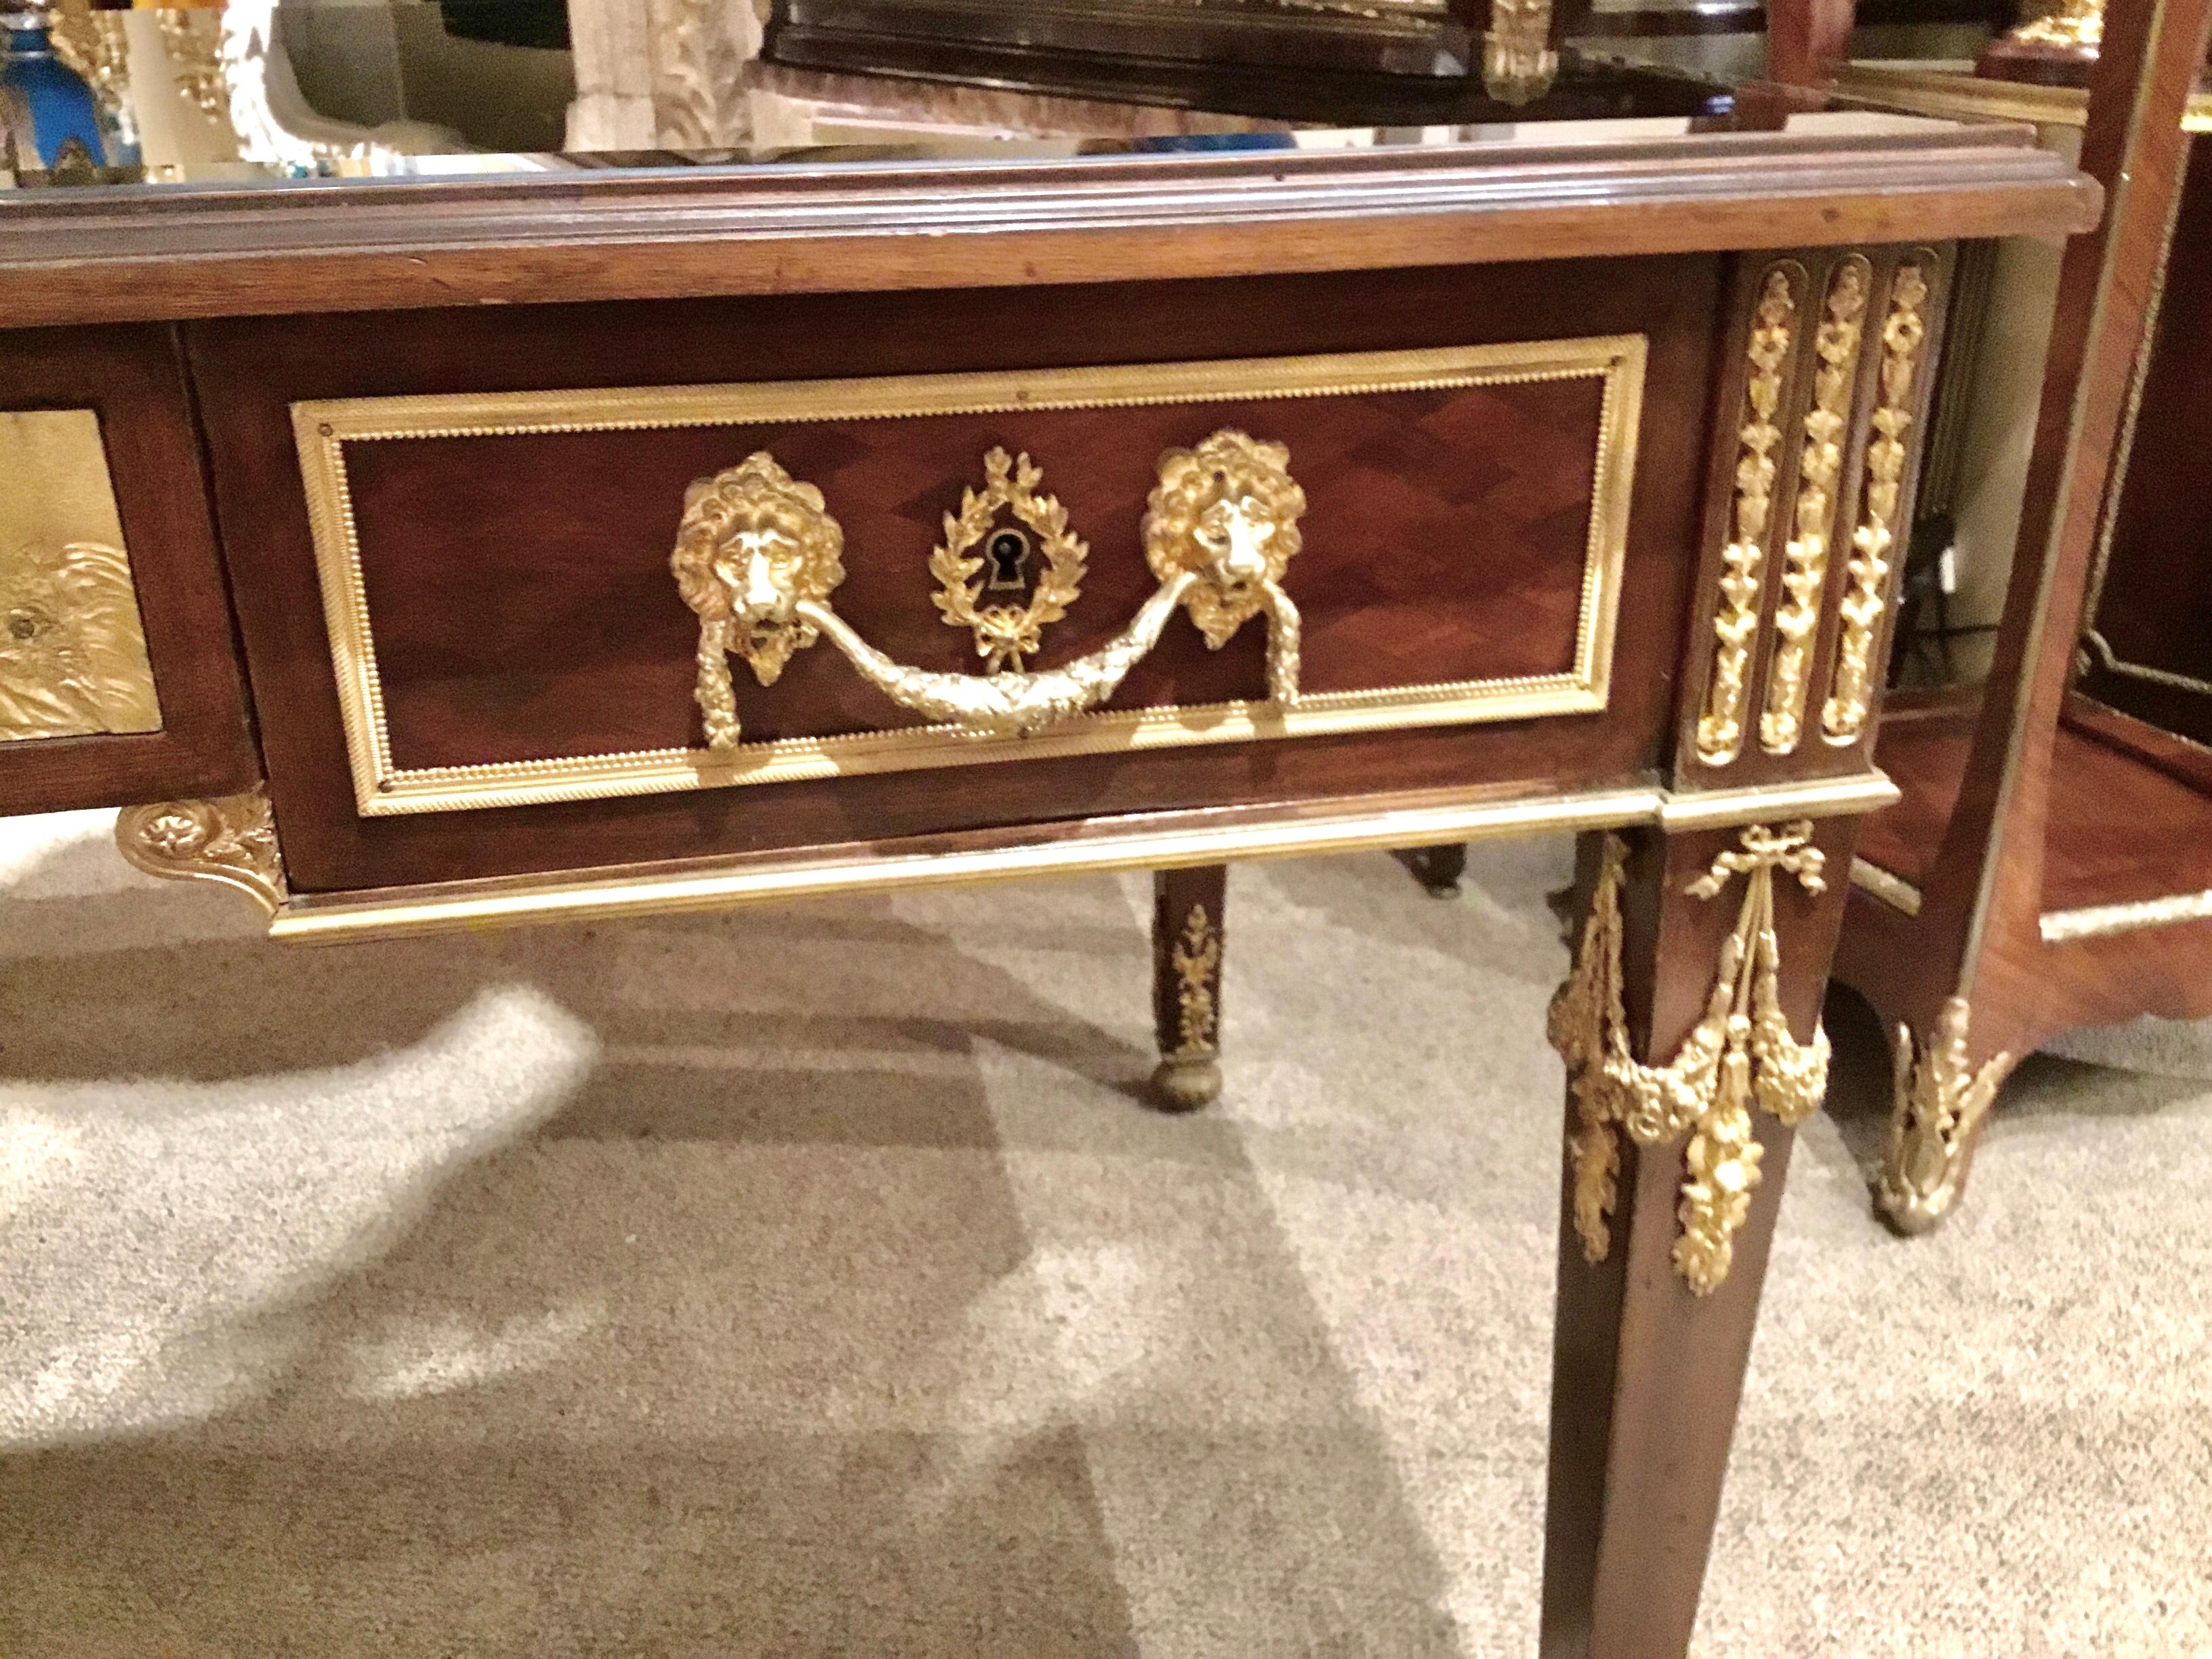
[{"xmin": 292, "ymin": 341, "xmax": 1644, "ymax": 817}]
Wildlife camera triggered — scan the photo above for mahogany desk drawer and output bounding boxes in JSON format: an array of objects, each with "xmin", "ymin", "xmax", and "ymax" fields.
[{"xmin": 188, "ymin": 261, "xmax": 1727, "ymax": 899}]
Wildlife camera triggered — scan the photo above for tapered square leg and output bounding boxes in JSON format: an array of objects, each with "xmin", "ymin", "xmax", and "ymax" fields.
[
  {"xmin": 1151, "ymin": 864, "xmax": 1227, "ymax": 1111},
  {"xmin": 1540, "ymin": 820, "xmax": 1856, "ymax": 1659}
]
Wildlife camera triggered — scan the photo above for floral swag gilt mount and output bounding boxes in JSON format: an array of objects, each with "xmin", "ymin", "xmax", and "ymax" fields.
[
  {"xmin": 1549, "ymin": 823, "xmax": 1832, "ymax": 1296},
  {"xmin": 672, "ymin": 430, "xmax": 1307, "ymax": 750}
]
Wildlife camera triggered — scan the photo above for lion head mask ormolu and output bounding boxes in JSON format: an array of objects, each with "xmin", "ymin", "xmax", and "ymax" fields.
[
  {"xmin": 1143, "ymin": 430, "xmax": 1307, "ymax": 705},
  {"xmin": 672, "ymin": 452, "xmax": 846, "ymax": 750}
]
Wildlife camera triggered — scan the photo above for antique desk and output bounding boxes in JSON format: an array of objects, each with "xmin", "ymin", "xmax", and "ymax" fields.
[{"xmin": 0, "ymin": 93, "xmax": 2094, "ymax": 1656}]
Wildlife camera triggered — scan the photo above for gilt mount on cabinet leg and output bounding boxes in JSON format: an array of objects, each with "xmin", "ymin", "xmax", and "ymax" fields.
[
  {"xmin": 1877, "ymin": 995, "xmax": 2015, "ymax": 1235},
  {"xmin": 1152, "ymin": 865, "xmax": 1227, "ymax": 1113},
  {"xmin": 1549, "ymin": 823, "xmax": 1832, "ymax": 1296},
  {"xmin": 1539, "ymin": 815, "xmax": 1856, "ymax": 1659}
]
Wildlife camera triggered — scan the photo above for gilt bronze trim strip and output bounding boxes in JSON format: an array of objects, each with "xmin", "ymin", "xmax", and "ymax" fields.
[
  {"xmin": 1695, "ymin": 263, "xmax": 1801, "ymax": 768},
  {"xmin": 2039, "ymin": 888, "xmax": 2212, "ymax": 942},
  {"xmin": 1849, "ymin": 855, "xmax": 1923, "ymax": 916},
  {"xmin": 260, "ymin": 772, "xmax": 1898, "ymax": 943},
  {"xmin": 270, "ymin": 783, "xmax": 1664, "ymax": 943},
  {"xmin": 1761, "ymin": 255, "xmax": 1869, "ymax": 756},
  {"xmin": 1823, "ymin": 257, "xmax": 1931, "ymax": 746}
]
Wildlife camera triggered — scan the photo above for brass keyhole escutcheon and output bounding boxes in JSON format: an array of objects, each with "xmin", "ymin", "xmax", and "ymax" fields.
[
  {"xmin": 930, "ymin": 450, "xmax": 1089, "ymax": 672},
  {"xmin": 985, "ymin": 527, "xmax": 1033, "ymax": 591}
]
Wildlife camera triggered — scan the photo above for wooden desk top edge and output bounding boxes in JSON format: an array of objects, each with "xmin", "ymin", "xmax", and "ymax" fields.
[{"xmin": 0, "ymin": 124, "xmax": 2099, "ymax": 327}]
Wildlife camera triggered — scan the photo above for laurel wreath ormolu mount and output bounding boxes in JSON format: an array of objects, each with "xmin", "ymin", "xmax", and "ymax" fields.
[
  {"xmin": 928, "ymin": 447, "xmax": 1088, "ymax": 674},
  {"xmin": 674, "ymin": 429, "xmax": 1307, "ymax": 750}
]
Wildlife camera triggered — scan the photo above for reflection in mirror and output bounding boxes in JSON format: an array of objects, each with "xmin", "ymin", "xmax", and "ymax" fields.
[
  {"xmin": 766, "ymin": 0, "xmax": 1476, "ymax": 85},
  {"xmin": 758, "ymin": 0, "xmax": 1620, "ymax": 125},
  {"xmin": 14, "ymin": 1, "xmax": 2017, "ymax": 196},
  {"xmin": 6, "ymin": 0, "xmax": 125, "ymax": 169},
  {"xmin": 7, "ymin": 0, "xmax": 586, "ymax": 178}
]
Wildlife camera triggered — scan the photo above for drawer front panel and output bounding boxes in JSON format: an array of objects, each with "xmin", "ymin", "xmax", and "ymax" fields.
[
  {"xmin": 302, "ymin": 342, "xmax": 1641, "ymax": 815},
  {"xmin": 189, "ymin": 260, "xmax": 1720, "ymax": 893}
]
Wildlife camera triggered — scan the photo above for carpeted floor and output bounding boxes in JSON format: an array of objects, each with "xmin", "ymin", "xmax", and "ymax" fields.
[{"xmin": 3, "ymin": 807, "xmax": 2209, "ymax": 1658}]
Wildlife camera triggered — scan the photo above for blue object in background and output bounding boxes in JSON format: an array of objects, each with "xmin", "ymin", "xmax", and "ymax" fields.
[
  {"xmin": 1133, "ymin": 132, "xmax": 1299, "ymax": 155},
  {"xmin": 3, "ymin": 16, "xmax": 108, "ymax": 169}
]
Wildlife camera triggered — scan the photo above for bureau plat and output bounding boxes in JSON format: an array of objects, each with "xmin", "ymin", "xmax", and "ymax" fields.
[{"xmin": 0, "ymin": 113, "xmax": 2094, "ymax": 1656}]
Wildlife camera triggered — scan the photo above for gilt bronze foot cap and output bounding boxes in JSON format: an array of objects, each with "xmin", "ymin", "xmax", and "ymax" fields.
[{"xmin": 1151, "ymin": 1054, "xmax": 1223, "ymax": 1112}]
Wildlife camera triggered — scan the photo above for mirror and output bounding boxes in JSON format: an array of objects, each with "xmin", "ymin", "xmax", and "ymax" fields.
[{"xmin": 2, "ymin": 0, "xmax": 1751, "ymax": 190}]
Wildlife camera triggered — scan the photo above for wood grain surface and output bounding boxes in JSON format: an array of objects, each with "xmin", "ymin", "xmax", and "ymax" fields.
[
  {"xmin": 0, "ymin": 129, "xmax": 2095, "ymax": 328},
  {"xmin": 340, "ymin": 378, "xmax": 1607, "ymax": 772},
  {"xmin": 2077, "ymin": 135, "xmax": 2212, "ymax": 745}
]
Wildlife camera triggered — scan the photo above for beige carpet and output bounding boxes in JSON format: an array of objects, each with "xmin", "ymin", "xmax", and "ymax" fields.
[{"xmin": 2, "ymin": 808, "xmax": 2209, "ymax": 1658}]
